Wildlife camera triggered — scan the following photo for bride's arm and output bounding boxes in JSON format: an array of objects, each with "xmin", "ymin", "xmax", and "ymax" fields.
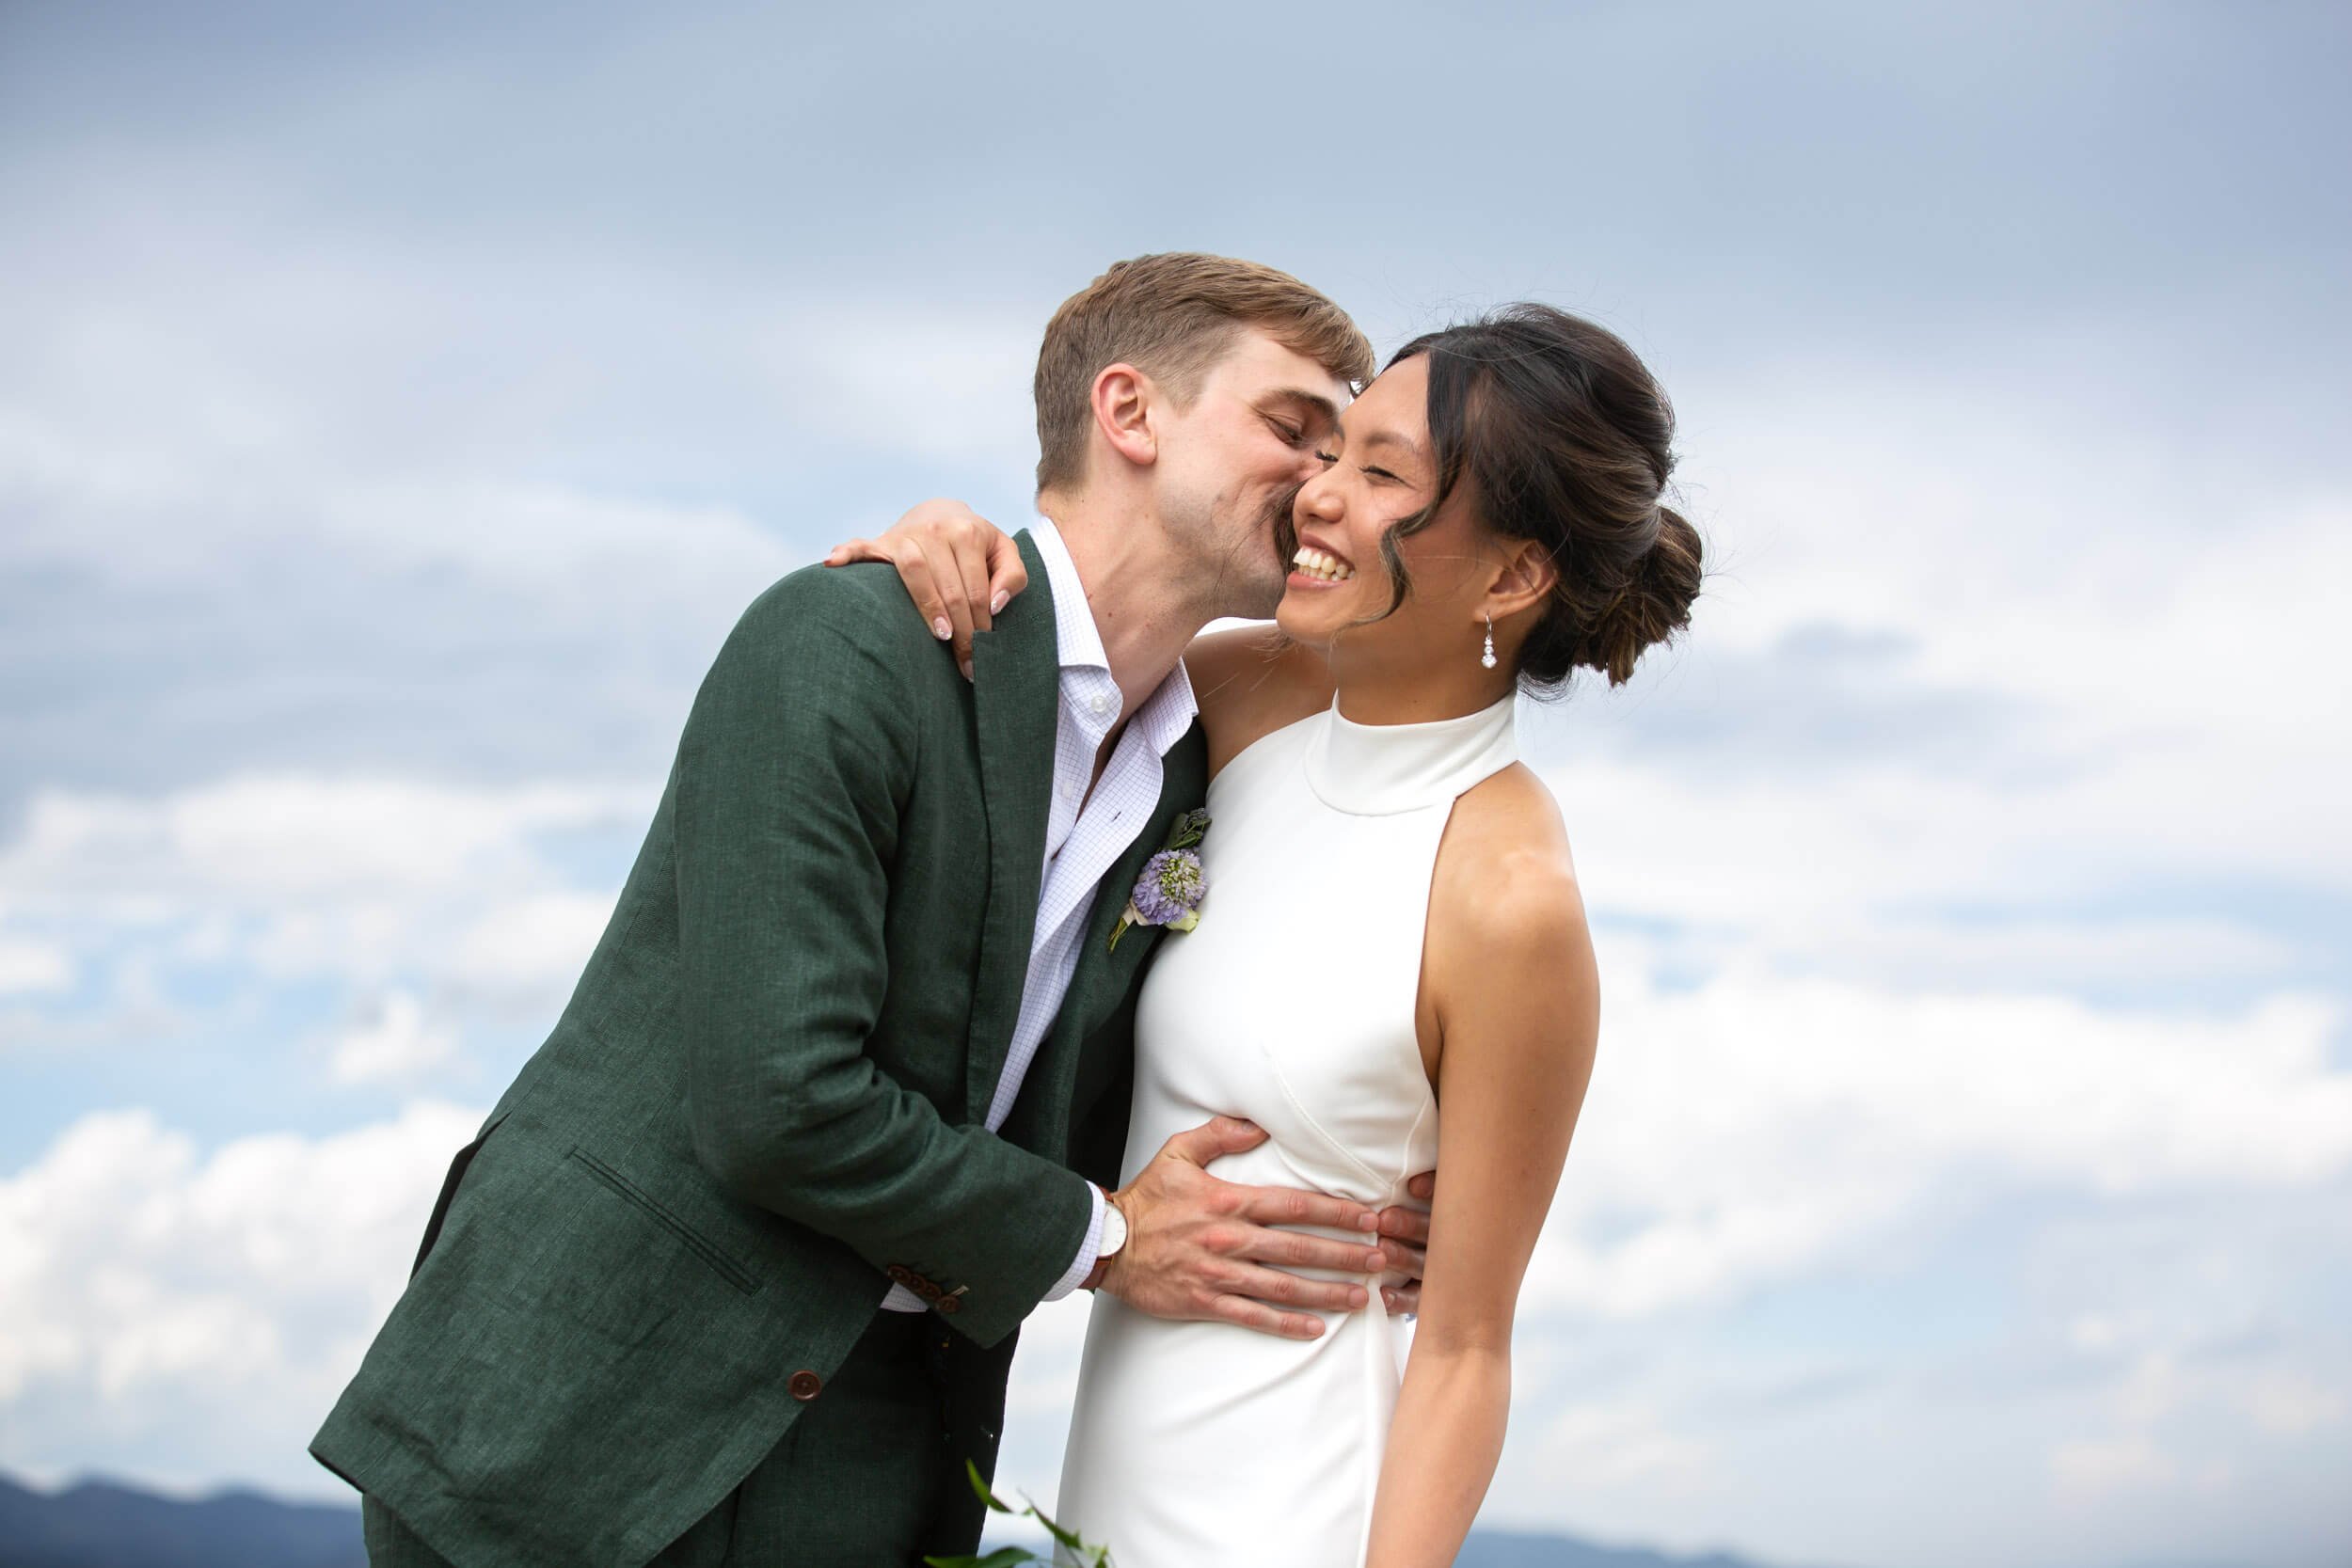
[
  {"xmin": 1364, "ymin": 768, "xmax": 1598, "ymax": 1568},
  {"xmin": 825, "ymin": 499, "xmax": 1030, "ymax": 679}
]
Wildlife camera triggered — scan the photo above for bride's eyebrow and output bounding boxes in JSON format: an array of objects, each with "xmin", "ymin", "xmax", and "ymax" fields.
[{"xmin": 1358, "ymin": 429, "xmax": 1429, "ymax": 467}]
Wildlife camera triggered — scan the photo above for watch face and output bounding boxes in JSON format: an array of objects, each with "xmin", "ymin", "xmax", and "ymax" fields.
[{"xmin": 1101, "ymin": 1200, "xmax": 1129, "ymax": 1258}]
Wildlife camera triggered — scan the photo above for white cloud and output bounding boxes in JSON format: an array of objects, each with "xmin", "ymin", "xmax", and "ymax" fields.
[
  {"xmin": 329, "ymin": 991, "xmax": 457, "ymax": 1086},
  {"xmin": 1525, "ymin": 958, "xmax": 2352, "ymax": 1320},
  {"xmin": 0, "ymin": 1101, "xmax": 483, "ymax": 1491},
  {"xmin": 2, "ymin": 775, "xmax": 636, "ymax": 905},
  {"xmin": 2050, "ymin": 1433, "xmax": 2176, "ymax": 1501},
  {"xmin": 0, "ymin": 937, "xmax": 74, "ymax": 995},
  {"xmin": 1515, "ymin": 1398, "xmax": 1712, "ymax": 1494},
  {"xmin": 0, "ymin": 775, "xmax": 643, "ymax": 1037},
  {"xmin": 442, "ymin": 892, "xmax": 616, "ymax": 993}
]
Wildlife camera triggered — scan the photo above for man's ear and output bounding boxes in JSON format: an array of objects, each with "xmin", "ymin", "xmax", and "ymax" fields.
[
  {"xmin": 1090, "ymin": 362, "xmax": 1158, "ymax": 469},
  {"xmin": 1485, "ymin": 537, "xmax": 1559, "ymax": 622}
]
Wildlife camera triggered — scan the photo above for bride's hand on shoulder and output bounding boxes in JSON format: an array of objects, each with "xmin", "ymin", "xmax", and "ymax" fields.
[{"xmin": 824, "ymin": 498, "xmax": 1029, "ymax": 680}]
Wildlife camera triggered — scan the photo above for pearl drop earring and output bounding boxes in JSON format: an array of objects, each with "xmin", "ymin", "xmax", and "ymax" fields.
[{"xmin": 1481, "ymin": 613, "xmax": 1497, "ymax": 670}]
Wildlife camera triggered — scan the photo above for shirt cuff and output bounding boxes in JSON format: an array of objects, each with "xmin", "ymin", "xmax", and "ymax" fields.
[{"xmin": 1041, "ymin": 1176, "xmax": 1107, "ymax": 1302}]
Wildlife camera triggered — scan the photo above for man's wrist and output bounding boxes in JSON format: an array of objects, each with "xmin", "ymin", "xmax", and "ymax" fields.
[{"xmin": 1084, "ymin": 1183, "xmax": 1124, "ymax": 1291}]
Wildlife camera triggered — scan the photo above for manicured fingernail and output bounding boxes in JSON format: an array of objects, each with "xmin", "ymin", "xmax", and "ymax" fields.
[
  {"xmin": 932, "ymin": 617, "xmax": 951, "ymax": 641},
  {"xmin": 959, "ymin": 659, "xmax": 973, "ymax": 682},
  {"xmin": 991, "ymin": 590, "xmax": 1009, "ymax": 614}
]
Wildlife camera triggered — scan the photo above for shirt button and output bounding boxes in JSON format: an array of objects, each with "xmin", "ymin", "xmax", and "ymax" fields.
[
  {"xmin": 788, "ymin": 1370, "xmax": 823, "ymax": 1402},
  {"xmin": 1090, "ymin": 694, "xmax": 1112, "ymax": 718}
]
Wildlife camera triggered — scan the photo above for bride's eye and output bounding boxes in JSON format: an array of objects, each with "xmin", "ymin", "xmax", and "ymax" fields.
[{"xmin": 1312, "ymin": 451, "xmax": 1339, "ymax": 465}]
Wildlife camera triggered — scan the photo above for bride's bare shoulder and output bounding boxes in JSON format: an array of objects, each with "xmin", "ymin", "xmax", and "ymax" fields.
[
  {"xmin": 1183, "ymin": 627, "xmax": 1335, "ymax": 778},
  {"xmin": 1432, "ymin": 763, "xmax": 1584, "ymax": 943}
]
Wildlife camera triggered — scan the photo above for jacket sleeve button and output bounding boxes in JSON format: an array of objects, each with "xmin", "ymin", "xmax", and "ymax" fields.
[
  {"xmin": 788, "ymin": 1370, "xmax": 823, "ymax": 1402},
  {"xmin": 936, "ymin": 1296, "xmax": 961, "ymax": 1316}
]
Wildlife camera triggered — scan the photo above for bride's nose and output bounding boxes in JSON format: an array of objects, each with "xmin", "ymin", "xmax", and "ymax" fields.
[{"xmin": 1298, "ymin": 468, "xmax": 1344, "ymax": 522}]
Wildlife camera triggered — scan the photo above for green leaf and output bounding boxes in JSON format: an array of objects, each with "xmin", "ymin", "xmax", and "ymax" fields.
[
  {"xmin": 1027, "ymin": 1499, "xmax": 1088, "ymax": 1552},
  {"xmin": 963, "ymin": 1458, "xmax": 1018, "ymax": 1514}
]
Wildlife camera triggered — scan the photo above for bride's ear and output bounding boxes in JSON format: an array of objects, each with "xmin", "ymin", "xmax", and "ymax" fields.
[{"xmin": 1483, "ymin": 537, "xmax": 1558, "ymax": 623}]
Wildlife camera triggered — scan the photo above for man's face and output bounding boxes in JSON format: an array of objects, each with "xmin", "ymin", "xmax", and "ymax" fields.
[{"xmin": 1151, "ymin": 328, "xmax": 1354, "ymax": 619}]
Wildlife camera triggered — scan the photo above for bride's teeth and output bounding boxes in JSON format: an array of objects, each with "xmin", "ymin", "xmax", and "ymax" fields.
[{"xmin": 1291, "ymin": 546, "xmax": 1354, "ymax": 581}]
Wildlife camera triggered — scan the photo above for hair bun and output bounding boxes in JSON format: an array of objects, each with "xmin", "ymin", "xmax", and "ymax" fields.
[{"xmin": 1575, "ymin": 505, "xmax": 1703, "ymax": 687}]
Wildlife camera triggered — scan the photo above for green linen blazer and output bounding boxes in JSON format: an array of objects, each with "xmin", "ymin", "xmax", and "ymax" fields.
[{"xmin": 310, "ymin": 533, "xmax": 1205, "ymax": 1567}]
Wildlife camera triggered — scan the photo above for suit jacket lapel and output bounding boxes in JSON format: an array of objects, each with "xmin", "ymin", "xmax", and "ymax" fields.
[
  {"xmin": 963, "ymin": 531, "xmax": 1059, "ymax": 1122},
  {"xmin": 1017, "ymin": 722, "xmax": 1210, "ymax": 1149}
]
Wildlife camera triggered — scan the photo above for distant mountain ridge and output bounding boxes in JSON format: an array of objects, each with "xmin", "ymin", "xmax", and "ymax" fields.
[
  {"xmin": 0, "ymin": 1472, "xmax": 1813, "ymax": 1568},
  {"xmin": 0, "ymin": 1476, "xmax": 365, "ymax": 1568}
]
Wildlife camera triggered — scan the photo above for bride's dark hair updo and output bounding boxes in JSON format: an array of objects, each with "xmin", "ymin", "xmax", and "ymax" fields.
[{"xmin": 1384, "ymin": 304, "xmax": 1704, "ymax": 691}]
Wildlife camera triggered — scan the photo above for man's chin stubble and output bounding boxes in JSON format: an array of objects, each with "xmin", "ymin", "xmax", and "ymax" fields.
[
  {"xmin": 1176, "ymin": 483, "xmax": 1300, "ymax": 622},
  {"xmin": 1228, "ymin": 484, "xmax": 1303, "ymax": 620}
]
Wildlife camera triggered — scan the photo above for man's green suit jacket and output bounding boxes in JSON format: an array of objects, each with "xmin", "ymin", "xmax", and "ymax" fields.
[{"xmin": 310, "ymin": 534, "xmax": 1206, "ymax": 1566}]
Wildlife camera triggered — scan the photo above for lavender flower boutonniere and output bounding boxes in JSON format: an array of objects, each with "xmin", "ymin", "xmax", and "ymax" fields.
[{"xmin": 1106, "ymin": 808, "xmax": 1210, "ymax": 953}]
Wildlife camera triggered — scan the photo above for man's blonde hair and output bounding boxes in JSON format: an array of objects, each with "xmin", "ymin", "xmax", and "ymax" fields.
[{"xmin": 1033, "ymin": 253, "xmax": 1375, "ymax": 495}]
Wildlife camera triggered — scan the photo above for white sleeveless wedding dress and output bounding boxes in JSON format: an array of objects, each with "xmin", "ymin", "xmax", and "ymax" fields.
[{"xmin": 1054, "ymin": 693, "xmax": 1519, "ymax": 1567}]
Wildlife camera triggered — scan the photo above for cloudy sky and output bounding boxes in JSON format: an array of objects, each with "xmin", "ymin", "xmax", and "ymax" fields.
[{"xmin": 2, "ymin": 5, "xmax": 2347, "ymax": 1566}]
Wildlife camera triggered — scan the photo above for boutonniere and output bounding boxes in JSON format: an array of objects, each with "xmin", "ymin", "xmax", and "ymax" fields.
[{"xmin": 1107, "ymin": 808, "xmax": 1210, "ymax": 953}]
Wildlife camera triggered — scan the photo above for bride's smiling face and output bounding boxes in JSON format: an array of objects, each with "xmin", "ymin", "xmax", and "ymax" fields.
[{"xmin": 1276, "ymin": 356, "xmax": 1500, "ymax": 664}]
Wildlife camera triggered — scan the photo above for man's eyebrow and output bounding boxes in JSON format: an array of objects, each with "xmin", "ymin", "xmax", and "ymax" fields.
[{"xmin": 1263, "ymin": 388, "xmax": 1343, "ymax": 423}]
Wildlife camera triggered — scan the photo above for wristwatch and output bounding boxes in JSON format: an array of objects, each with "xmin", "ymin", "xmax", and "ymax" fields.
[{"xmin": 1085, "ymin": 1183, "xmax": 1128, "ymax": 1291}]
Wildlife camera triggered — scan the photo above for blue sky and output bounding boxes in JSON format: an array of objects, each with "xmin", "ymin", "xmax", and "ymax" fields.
[{"xmin": 2, "ymin": 6, "xmax": 2347, "ymax": 1567}]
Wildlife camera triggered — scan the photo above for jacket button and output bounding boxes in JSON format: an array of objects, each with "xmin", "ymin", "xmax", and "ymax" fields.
[
  {"xmin": 886, "ymin": 1265, "xmax": 914, "ymax": 1285},
  {"xmin": 788, "ymin": 1370, "xmax": 822, "ymax": 1402},
  {"xmin": 936, "ymin": 1296, "xmax": 961, "ymax": 1316}
]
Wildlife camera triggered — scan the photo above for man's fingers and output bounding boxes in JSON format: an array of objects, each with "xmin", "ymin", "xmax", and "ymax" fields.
[
  {"xmin": 1375, "ymin": 1204, "xmax": 1430, "ymax": 1243},
  {"xmin": 1232, "ymin": 1227, "xmax": 1387, "ymax": 1275},
  {"xmin": 985, "ymin": 531, "xmax": 1030, "ymax": 616},
  {"xmin": 1376, "ymin": 1237, "xmax": 1426, "ymax": 1278},
  {"xmin": 1206, "ymin": 1295, "xmax": 1327, "ymax": 1342},
  {"xmin": 1382, "ymin": 1283, "xmax": 1421, "ymax": 1315},
  {"xmin": 1158, "ymin": 1116, "xmax": 1266, "ymax": 1168},
  {"xmin": 1222, "ymin": 1263, "xmax": 1368, "ymax": 1312},
  {"xmin": 1406, "ymin": 1169, "xmax": 1436, "ymax": 1202},
  {"xmin": 1236, "ymin": 1184, "xmax": 1379, "ymax": 1234}
]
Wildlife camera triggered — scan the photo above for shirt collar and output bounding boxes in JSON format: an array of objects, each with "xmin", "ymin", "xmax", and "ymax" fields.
[{"xmin": 1029, "ymin": 515, "xmax": 1199, "ymax": 757}]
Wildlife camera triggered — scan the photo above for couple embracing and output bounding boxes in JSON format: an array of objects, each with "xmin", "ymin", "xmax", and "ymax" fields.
[{"xmin": 312, "ymin": 253, "xmax": 1703, "ymax": 1566}]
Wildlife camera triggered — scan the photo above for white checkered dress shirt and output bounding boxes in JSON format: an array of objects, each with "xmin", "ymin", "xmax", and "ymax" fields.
[{"xmin": 881, "ymin": 515, "xmax": 1200, "ymax": 1311}]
